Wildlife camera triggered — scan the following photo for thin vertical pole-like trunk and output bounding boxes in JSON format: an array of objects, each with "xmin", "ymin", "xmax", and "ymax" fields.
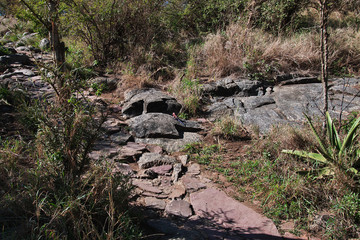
[
  {"xmin": 48, "ymin": 0, "xmax": 65, "ymax": 72},
  {"xmin": 320, "ymin": 0, "xmax": 329, "ymax": 114}
]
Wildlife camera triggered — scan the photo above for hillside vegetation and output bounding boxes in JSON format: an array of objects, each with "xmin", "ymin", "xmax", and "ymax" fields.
[{"xmin": 1, "ymin": 0, "xmax": 360, "ymax": 239}]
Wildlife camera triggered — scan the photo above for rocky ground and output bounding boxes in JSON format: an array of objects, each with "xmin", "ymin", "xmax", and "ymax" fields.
[{"xmin": 1, "ymin": 34, "xmax": 360, "ymax": 239}]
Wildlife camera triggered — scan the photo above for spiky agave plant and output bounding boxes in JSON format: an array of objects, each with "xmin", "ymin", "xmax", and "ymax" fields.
[{"xmin": 282, "ymin": 112, "xmax": 360, "ymax": 178}]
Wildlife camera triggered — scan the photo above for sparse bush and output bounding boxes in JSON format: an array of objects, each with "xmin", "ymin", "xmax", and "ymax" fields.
[
  {"xmin": 212, "ymin": 116, "xmax": 248, "ymax": 140},
  {"xmin": 170, "ymin": 74, "xmax": 202, "ymax": 116}
]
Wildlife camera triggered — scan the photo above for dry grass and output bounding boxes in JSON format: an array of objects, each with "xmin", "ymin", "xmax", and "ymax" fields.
[{"xmin": 194, "ymin": 23, "xmax": 360, "ymax": 79}]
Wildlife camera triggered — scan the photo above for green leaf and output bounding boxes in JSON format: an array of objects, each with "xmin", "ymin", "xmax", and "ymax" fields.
[
  {"xmin": 282, "ymin": 149, "xmax": 328, "ymax": 164},
  {"xmin": 339, "ymin": 116, "xmax": 360, "ymax": 157},
  {"xmin": 325, "ymin": 112, "xmax": 341, "ymax": 150},
  {"xmin": 304, "ymin": 113, "xmax": 332, "ymax": 160}
]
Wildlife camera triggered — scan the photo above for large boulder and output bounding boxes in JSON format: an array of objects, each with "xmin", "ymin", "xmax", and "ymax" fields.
[
  {"xmin": 122, "ymin": 88, "xmax": 182, "ymax": 118},
  {"xmin": 128, "ymin": 113, "xmax": 180, "ymax": 138},
  {"xmin": 206, "ymin": 77, "xmax": 360, "ymax": 133},
  {"xmin": 128, "ymin": 113, "xmax": 202, "ymax": 139}
]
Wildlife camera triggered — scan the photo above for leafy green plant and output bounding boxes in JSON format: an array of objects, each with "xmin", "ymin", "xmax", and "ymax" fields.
[
  {"xmin": 0, "ymin": 46, "xmax": 12, "ymax": 56},
  {"xmin": 179, "ymin": 76, "xmax": 202, "ymax": 116},
  {"xmin": 282, "ymin": 112, "xmax": 360, "ymax": 179}
]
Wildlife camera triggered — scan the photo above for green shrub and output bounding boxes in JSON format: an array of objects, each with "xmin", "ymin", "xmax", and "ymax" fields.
[{"xmin": 212, "ymin": 116, "xmax": 248, "ymax": 140}]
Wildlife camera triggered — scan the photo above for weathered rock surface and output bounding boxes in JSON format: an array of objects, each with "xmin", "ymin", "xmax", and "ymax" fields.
[
  {"xmin": 149, "ymin": 165, "xmax": 173, "ymax": 175},
  {"xmin": 145, "ymin": 197, "xmax": 166, "ymax": 210},
  {"xmin": 136, "ymin": 132, "xmax": 203, "ymax": 152},
  {"xmin": 109, "ymin": 131, "xmax": 133, "ymax": 145},
  {"xmin": 129, "ymin": 113, "xmax": 180, "ymax": 138},
  {"xmin": 116, "ymin": 142, "xmax": 147, "ymax": 162},
  {"xmin": 187, "ymin": 163, "xmax": 201, "ymax": 175},
  {"xmin": 181, "ymin": 175, "xmax": 206, "ymax": 193},
  {"xmin": 112, "ymin": 163, "xmax": 134, "ymax": 176},
  {"xmin": 202, "ymin": 77, "xmax": 263, "ymax": 97},
  {"xmin": 190, "ymin": 188, "xmax": 281, "ymax": 239},
  {"xmin": 206, "ymin": 77, "xmax": 360, "ymax": 133},
  {"xmin": 137, "ymin": 153, "xmax": 176, "ymax": 169},
  {"xmin": 132, "ymin": 178, "xmax": 162, "ymax": 194},
  {"xmin": 122, "ymin": 88, "xmax": 182, "ymax": 118},
  {"xmin": 165, "ymin": 200, "xmax": 193, "ymax": 217},
  {"xmin": 128, "ymin": 113, "xmax": 202, "ymax": 139}
]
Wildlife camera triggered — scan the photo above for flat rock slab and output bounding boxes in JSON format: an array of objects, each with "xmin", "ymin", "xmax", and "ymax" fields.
[
  {"xmin": 165, "ymin": 200, "xmax": 193, "ymax": 218},
  {"xmin": 187, "ymin": 163, "xmax": 201, "ymax": 175},
  {"xmin": 181, "ymin": 175, "xmax": 206, "ymax": 193},
  {"xmin": 112, "ymin": 163, "xmax": 134, "ymax": 176},
  {"xmin": 150, "ymin": 165, "xmax": 173, "ymax": 175},
  {"xmin": 117, "ymin": 142, "xmax": 147, "ymax": 162},
  {"xmin": 190, "ymin": 188, "xmax": 281, "ymax": 239},
  {"xmin": 102, "ymin": 118, "xmax": 124, "ymax": 134},
  {"xmin": 137, "ymin": 153, "xmax": 176, "ymax": 169},
  {"xmin": 132, "ymin": 179, "xmax": 162, "ymax": 194},
  {"xmin": 169, "ymin": 182, "xmax": 186, "ymax": 200},
  {"xmin": 136, "ymin": 132, "xmax": 203, "ymax": 153},
  {"xmin": 109, "ymin": 131, "xmax": 133, "ymax": 145},
  {"xmin": 144, "ymin": 197, "xmax": 166, "ymax": 210}
]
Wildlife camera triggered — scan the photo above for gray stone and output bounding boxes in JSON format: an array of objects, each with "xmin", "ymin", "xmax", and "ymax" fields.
[
  {"xmin": 102, "ymin": 118, "xmax": 124, "ymax": 134},
  {"xmin": 90, "ymin": 76, "xmax": 118, "ymax": 92},
  {"xmin": 14, "ymin": 69, "xmax": 36, "ymax": 77},
  {"xmin": 122, "ymin": 88, "xmax": 182, "ymax": 118},
  {"xmin": 178, "ymin": 155, "xmax": 189, "ymax": 166},
  {"xmin": 202, "ymin": 77, "xmax": 263, "ymax": 97},
  {"xmin": 116, "ymin": 142, "xmax": 147, "ymax": 162},
  {"xmin": 129, "ymin": 113, "xmax": 202, "ymax": 139},
  {"xmin": 39, "ymin": 38, "xmax": 50, "ymax": 50},
  {"xmin": 136, "ymin": 132, "xmax": 203, "ymax": 153},
  {"xmin": 109, "ymin": 131, "xmax": 133, "ymax": 145},
  {"xmin": 165, "ymin": 200, "xmax": 193, "ymax": 217},
  {"xmin": 171, "ymin": 163, "xmax": 182, "ymax": 182},
  {"xmin": 181, "ymin": 175, "xmax": 206, "ymax": 193},
  {"xmin": 187, "ymin": 163, "xmax": 201, "ymax": 175},
  {"xmin": 190, "ymin": 188, "xmax": 281, "ymax": 237},
  {"xmin": 144, "ymin": 197, "xmax": 166, "ymax": 210},
  {"xmin": 15, "ymin": 46, "xmax": 30, "ymax": 52},
  {"xmin": 112, "ymin": 163, "xmax": 134, "ymax": 176},
  {"xmin": 146, "ymin": 144, "xmax": 163, "ymax": 154},
  {"xmin": 128, "ymin": 113, "xmax": 180, "ymax": 138},
  {"xmin": 132, "ymin": 179, "xmax": 162, "ymax": 194},
  {"xmin": 137, "ymin": 153, "xmax": 176, "ymax": 169}
]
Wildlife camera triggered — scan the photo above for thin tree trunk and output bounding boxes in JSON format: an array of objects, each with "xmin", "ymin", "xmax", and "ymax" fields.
[{"xmin": 320, "ymin": 0, "xmax": 329, "ymax": 114}]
